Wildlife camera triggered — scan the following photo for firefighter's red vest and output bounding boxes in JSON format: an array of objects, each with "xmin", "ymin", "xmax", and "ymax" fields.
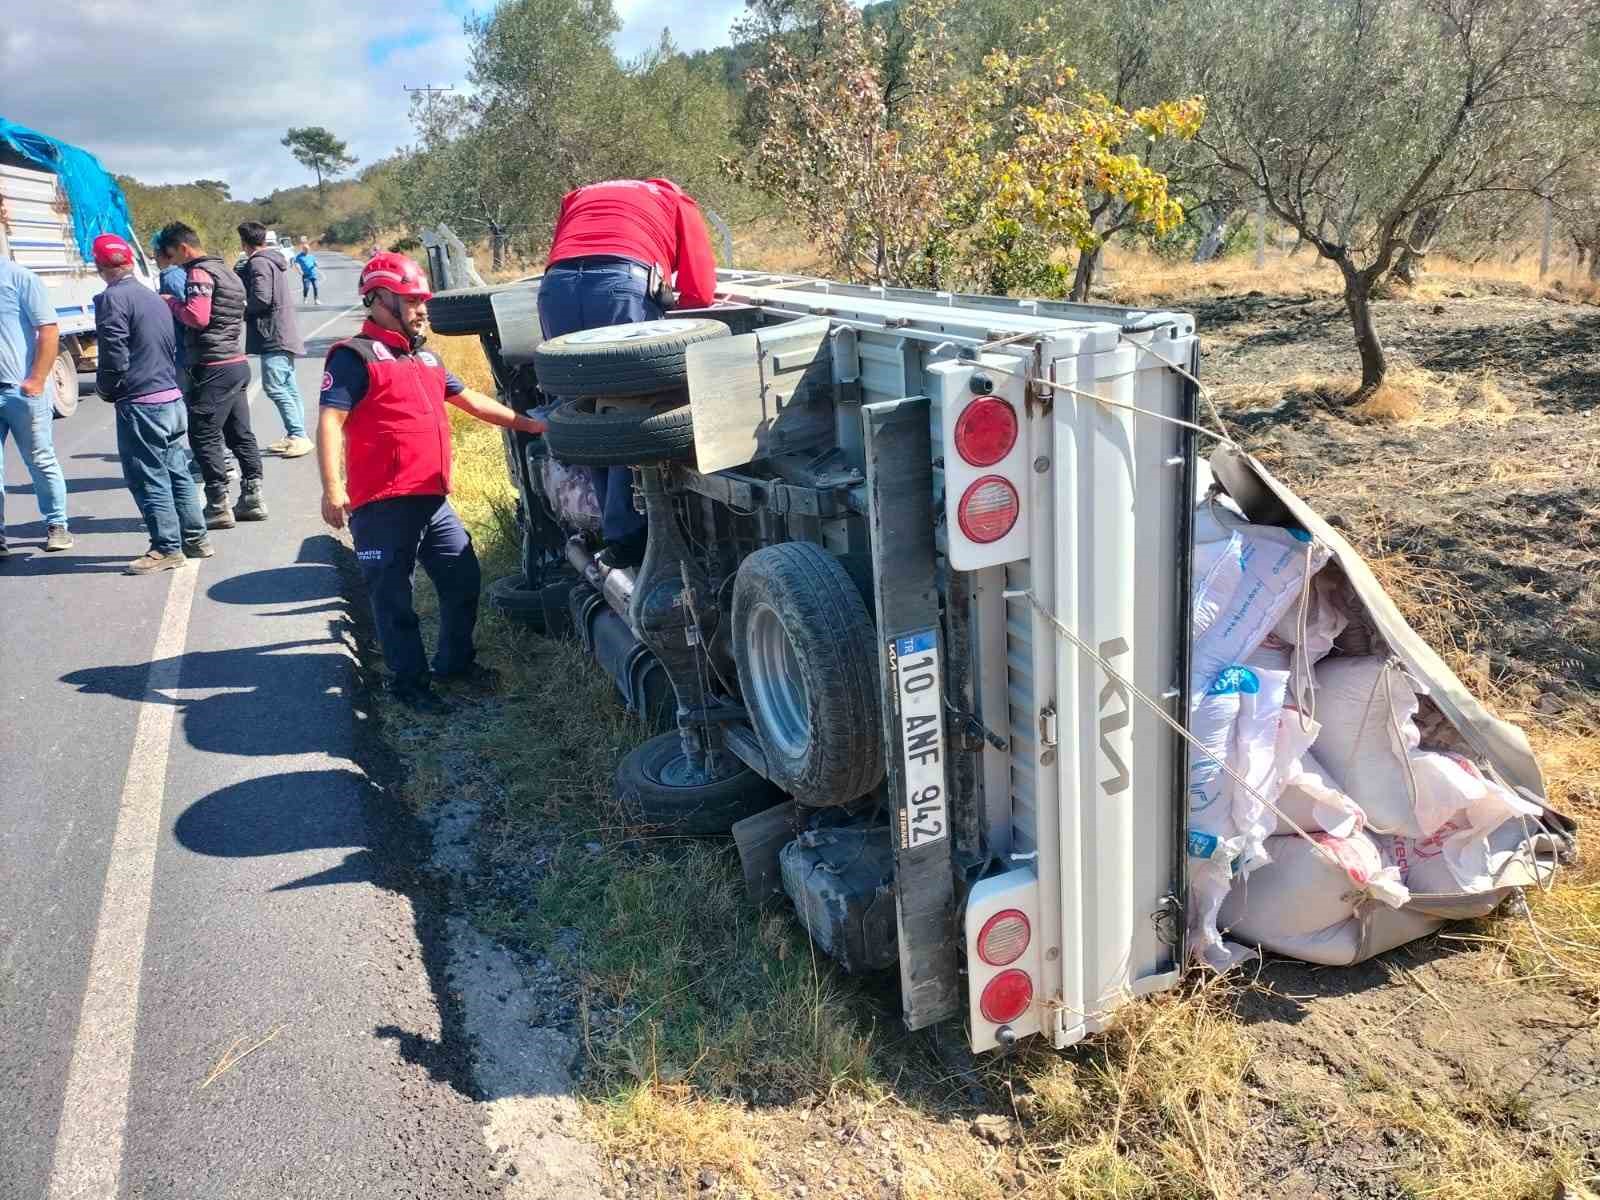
[{"xmin": 330, "ymin": 320, "xmax": 453, "ymax": 511}]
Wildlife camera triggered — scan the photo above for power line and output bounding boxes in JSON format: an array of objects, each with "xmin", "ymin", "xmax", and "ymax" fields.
[{"xmin": 403, "ymin": 85, "xmax": 456, "ymax": 126}]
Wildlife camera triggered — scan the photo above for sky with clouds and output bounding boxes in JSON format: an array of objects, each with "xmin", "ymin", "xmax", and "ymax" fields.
[{"xmin": 0, "ymin": 0, "xmax": 749, "ymax": 199}]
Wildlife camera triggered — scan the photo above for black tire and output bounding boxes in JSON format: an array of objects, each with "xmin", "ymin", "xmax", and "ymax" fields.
[
  {"xmin": 426, "ymin": 281, "xmax": 536, "ymax": 337},
  {"xmin": 534, "ymin": 318, "xmax": 730, "ymax": 398},
  {"xmin": 732, "ymin": 543, "xmax": 884, "ymax": 806},
  {"xmin": 487, "ymin": 572, "xmax": 576, "ymax": 636},
  {"xmin": 544, "ymin": 398, "xmax": 696, "ymax": 466},
  {"xmin": 615, "ymin": 732, "xmax": 781, "ymax": 836}
]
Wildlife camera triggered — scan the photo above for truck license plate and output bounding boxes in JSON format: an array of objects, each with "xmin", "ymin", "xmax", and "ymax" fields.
[{"xmin": 890, "ymin": 630, "xmax": 947, "ymax": 849}]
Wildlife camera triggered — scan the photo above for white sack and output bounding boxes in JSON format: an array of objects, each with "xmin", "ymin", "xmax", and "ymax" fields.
[
  {"xmin": 1271, "ymin": 569, "xmax": 1350, "ymax": 711},
  {"xmin": 1191, "ymin": 505, "xmax": 1330, "ymax": 694},
  {"xmin": 1219, "ymin": 832, "xmax": 1409, "ymax": 966},
  {"xmin": 1186, "ymin": 665, "xmax": 1256, "ymax": 971},
  {"xmin": 1225, "ymin": 666, "xmax": 1293, "ymax": 871},
  {"xmin": 1273, "ymin": 749, "xmax": 1366, "ymax": 840},
  {"xmin": 1311, "ymin": 656, "xmax": 1426, "ymax": 836},
  {"xmin": 1192, "ymin": 532, "xmax": 1245, "ymax": 643},
  {"xmin": 1383, "ymin": 759, "xmax": 1545, "ymax": 895}
]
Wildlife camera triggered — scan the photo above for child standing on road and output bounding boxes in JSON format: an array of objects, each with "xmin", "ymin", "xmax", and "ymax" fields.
[{"xmin": 293, "ymin": 238, "xmax": 320, "ymax": 305}]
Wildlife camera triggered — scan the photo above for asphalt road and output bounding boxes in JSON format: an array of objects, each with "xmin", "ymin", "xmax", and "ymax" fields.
[{"xmin": 0, "ymin": 253, "xmax": 504, "ymax": 1199}]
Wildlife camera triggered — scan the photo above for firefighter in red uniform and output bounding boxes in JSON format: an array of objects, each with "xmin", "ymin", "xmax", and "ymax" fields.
[
  {"xmin": 318, "ymin": 253, "xmax": 545, "ymax": 714},
  {"xmin": 538, "ymin": 178, "xmax": 718, "ymax": 566}
]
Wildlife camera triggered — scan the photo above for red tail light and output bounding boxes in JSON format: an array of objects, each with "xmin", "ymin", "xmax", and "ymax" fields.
[
  {"xmin": 979, "ymin": 969, "xmax": 1034, "ymax": 1023},
  {"xmin": 957, "ymin": 476, "xmax": 1020, "ymax": 543},
  {"xmin": 953, "ymin": 398, "xmax": 1018, "ymax": 467},
  {"xmin": 976, "ymin": 909, "xmax": 1031, "ymax": 966}
]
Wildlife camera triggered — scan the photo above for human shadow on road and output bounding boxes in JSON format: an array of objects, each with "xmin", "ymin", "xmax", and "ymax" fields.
[
  {"xmin": 208, "ymin": 563, "xmax": 349, "ymax": 618},
  {"xmin": 6, "ymin": 474, "xmax": 128, "ymax": 496},
  {"xmin": 140, "ymin": 534, "xmax": 489, "ymax": 1102},
  {"xmin": 0, "ymin": 545, "xmax": 132, "ymax": 575}
]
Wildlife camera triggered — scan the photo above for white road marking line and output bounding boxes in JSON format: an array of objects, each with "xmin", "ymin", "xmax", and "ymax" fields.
[
  {"xmin": 47, "ymin": 563, "xmax": 200, "ymax": 1200},
  {"xmin": 303, "ymin": 302, "xmax": 361, "ymax": 343}
]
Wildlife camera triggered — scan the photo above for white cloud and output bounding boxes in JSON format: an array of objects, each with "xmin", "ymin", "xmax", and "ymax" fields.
[{"xmin": 0, "ymin": 0, "xmax": 744, "ymax": 199}]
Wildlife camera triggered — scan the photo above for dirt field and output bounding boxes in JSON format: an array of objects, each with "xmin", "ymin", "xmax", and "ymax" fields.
[{"xmin": 393, "ymin": 257, "xmax": 1600, "ymax": 1200}]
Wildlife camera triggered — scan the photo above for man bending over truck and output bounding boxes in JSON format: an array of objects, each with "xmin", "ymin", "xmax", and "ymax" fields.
[{"xmin": 537, "ymin": 177, "xmax": 717, "ymax": 568}]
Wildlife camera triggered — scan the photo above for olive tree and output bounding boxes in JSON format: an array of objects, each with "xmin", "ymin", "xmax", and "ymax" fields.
[
  {"xmin": 1197, "ymin": 0, "xmax": 1600, "ymax": 391},
  {"xmin": 734, "ymin": 0, "xmax": 1201, "ymax": 292}
]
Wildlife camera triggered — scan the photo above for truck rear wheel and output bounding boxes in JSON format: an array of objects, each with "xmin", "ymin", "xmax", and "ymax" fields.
[
  {"xmin": 733, "ymin": 543, "xmax": 885, "ymax": 807},
  {"xmin": 534, "ymin": 318, "xmax": 729, "ymax": 398},
  {"xmin": 50, "ymin": 352, "xmax": 79, "ymax": 418},
  {"xmin": 615, "ymin": 732, "xmax": 780, "ymax": 835}
]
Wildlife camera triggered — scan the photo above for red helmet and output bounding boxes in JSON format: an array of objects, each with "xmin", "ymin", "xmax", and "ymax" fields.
[{"xmin": 359, "ymin": 252, "xmax": 432, "ymax": 301}]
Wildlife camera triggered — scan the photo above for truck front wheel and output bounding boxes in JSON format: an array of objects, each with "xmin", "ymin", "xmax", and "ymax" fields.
[{"xmin": 615, "ymin": 732, "xmax": 780, "ymax": 835}]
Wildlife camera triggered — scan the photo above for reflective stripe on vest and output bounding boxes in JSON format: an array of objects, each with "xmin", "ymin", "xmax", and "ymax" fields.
[{"xmin": 331, "ymin": 321, "xmax": 453, "ymax": 510}]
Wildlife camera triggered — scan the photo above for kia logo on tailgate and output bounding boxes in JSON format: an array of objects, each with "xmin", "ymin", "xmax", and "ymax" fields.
[{"xmin": 1098, "ymin": 637, "xmax": 1131, "ymax": 795}]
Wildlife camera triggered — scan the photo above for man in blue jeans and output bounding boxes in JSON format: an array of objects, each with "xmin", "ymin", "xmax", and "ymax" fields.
[
  {"xmin": 92, "ymin": 234, "xmax": 211, "ymax": 574},
  {"xmin": 537, "ymin": 178, "xmax": 717, "ymax": 567},
  {"xmin": 0, "ymin": 256, "xmax": 71, "ymax": 557},
  {"xmin": 237, "ymin": 221, "xmax": 312, "ymax": 458}
]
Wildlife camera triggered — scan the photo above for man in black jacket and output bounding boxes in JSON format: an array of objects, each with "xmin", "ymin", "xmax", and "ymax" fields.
[
  {"xmin": 91, "ymin": 234, "xmax": 212, "ymax": 574},
  {"xmin": 154, "ymin": 221, "xmax": 267, "ymax": 528},
  {"xmin": 237, "ymin": 221, "xmax": 311, "ymax": 458}
]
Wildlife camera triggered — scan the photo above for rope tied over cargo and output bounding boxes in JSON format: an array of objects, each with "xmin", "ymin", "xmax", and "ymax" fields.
[{"xmin": 1003, "ymin": 585, "xmax": 1395, "ymax": 895}]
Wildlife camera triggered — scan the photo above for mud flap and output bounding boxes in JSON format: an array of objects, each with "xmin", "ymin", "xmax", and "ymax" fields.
[{"xmin": 863, "ymin": 396, "xmax": 961, "ymax": 1029}]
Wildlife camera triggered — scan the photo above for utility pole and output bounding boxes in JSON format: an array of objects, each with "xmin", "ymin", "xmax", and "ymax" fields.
[{"xmin": 404, "ymin": 84, "xmax": 455, "ymax": 136}]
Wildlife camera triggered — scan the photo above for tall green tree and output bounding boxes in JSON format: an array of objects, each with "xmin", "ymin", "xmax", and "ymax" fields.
[{"xmin": 281, "ymin": 126, "xmax": 359, "ymax": 196}]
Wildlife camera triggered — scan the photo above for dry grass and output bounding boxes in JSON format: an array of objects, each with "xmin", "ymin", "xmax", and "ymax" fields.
[
  {"xmin": 595, "ymin": 1085, "xmax": 777, "ymax": 1198},
  {"xmin": 1357, "ymin": 1083, "xmax": 1586, "ymax": 1200},
  {"xmin": 989, "ymin": 981, "xmax": 1253, "ymax": 1200},
  {"xmin": 1219, "ymin": 365, "xmax": 1519, "ymax": 428},
  {"xmin": 1099, "ymin": 245, "xmax": 1343, "ymax": 306}
]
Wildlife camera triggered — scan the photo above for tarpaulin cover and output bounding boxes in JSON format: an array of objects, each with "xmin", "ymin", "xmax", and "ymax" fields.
[{"xmin": 0, "ymin": 117, "xmax": 135, "ymax": 260}]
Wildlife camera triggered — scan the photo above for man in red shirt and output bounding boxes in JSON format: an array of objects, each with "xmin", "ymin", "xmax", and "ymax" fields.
[
  {"xmin": 537, "ymin": 178, "xmax": 717, "ymax": 566},
  {"xmin": 318, "ymin": 253, "xmax": 545, "ymax": 714}
]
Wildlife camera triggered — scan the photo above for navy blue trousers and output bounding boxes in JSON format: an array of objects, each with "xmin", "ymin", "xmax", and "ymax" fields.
[
  {"xmin": 536, "ymin": 260, "xmax": 662, "ymax": 544},
  {"xmin": 349, "ymin": 494, "xmax": 480, "ymax": 688}
]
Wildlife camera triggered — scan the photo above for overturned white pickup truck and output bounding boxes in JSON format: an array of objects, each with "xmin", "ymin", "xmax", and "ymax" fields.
[{"xmin": 426, "ymin": 270, "xmax": 1569, "ymax": 1055}]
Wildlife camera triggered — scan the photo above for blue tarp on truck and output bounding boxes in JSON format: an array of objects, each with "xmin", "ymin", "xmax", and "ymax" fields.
[{"xmin": 0, "ymin": 117, "xmax": 136, "ymax": 259}]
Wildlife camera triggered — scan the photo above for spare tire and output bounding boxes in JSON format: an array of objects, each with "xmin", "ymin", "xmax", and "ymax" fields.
[
  {"xmin": 615, "ymin": 732, "xmax": 781, "ymax": 836},
  {"xmin": 544, "ymin": 397, "xmax": 696, "ymax": 466},
  {"xmin": 534, "ymin": 318, "xmax": 729, "ymax": 398},
  {"xmin": 733, "ymin": 543, "xmax": 885, "ymax": 806},
  {"xmin": 426, "ymin": 280, "xmax": 537, "ymax": 337}
]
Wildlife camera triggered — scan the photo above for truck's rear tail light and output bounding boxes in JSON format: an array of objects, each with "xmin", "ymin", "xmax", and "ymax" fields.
[
  {"xmin": 953, "ymin": 398, "xmax": 1018, "ymax": 467},
  {"xmin": 957, "ymin": 476, "xmax": 1020, "ymax": 544},
  {"xmin": 979, "ymin": 969, "xmax": 1034, "ymax": 1024},
  {"xmin": 976, "ymin": 909, "xmax": 1031, "ymax": 966}
]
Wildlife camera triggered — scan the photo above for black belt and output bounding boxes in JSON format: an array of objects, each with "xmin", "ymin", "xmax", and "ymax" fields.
[{"xmin": 547, "ymin": 255, "xmax": 648, "ymax": 272}]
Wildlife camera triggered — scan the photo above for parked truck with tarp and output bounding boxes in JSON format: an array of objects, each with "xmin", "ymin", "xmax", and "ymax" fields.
[
  {"xmin": 424, "ymin": 265, "xmax": 1571, "ymax": 1055},
  {"xmin": 0, "ymin": 118, "xmax": 156, "ymax": 417}
]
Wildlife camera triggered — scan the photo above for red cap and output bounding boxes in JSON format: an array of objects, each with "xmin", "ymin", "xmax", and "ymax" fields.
[{"xmin": 93, "ymin": 233, "xmax": 134, "ymax": 267}]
